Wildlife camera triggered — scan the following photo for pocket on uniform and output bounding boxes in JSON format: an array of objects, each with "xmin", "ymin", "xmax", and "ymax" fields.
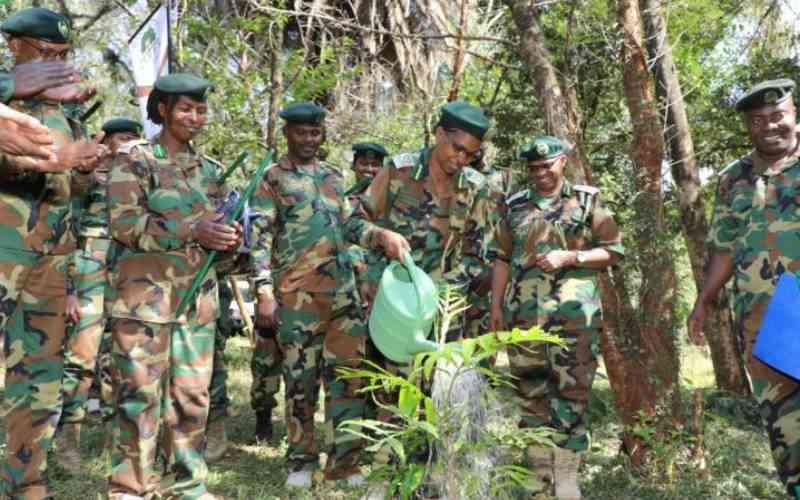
[{"xmin": 111, "ymin": 277, "xmax": 173, "ymax": 323}]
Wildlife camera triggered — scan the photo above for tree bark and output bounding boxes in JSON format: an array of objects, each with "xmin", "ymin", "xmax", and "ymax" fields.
[
  {"xmin": 503, "ymin": 0, "xmax": 591, "ymax": 183},
  {"xmin": 603, "ymin": 0, "xmax": 682, "ymax": 465},
  {"xmin": 640, "ymin": 0, "xmax": 749, "ymax": 395}
]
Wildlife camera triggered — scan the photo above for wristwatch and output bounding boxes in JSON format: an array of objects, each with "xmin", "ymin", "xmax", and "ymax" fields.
[{"xmin": 575, "ymin": 250, "xmax": 588, "ymax": 265}]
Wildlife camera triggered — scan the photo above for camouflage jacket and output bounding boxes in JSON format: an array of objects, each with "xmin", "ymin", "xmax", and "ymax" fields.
[
  {"xmin": 106, "ymin": 140, "xmax": 225, "ymax": 325},
  {"xmin": 0, "ymin": 98, "xmax": 90, "ymax": 255},
  {"xmin": 345, "ymin": 177, "xmax": 372, "ymax": 278},
  {"xmin": 491, "ymin": 181, "xmax": 624, "ymax": 331},
  {"xmin": 344, "ymin": 147, "xmax": 496, "ymax": 291},
  {"xmin": 249, "ymin": 155, "xmax": 356, "ymax": 299},
  {"xmin": 74, "ymin": 158, "xmax": 111, "ymax": 239},
  {"xmin": 709, "ymin": 148, "xmax": 800, "ymax": 309}
]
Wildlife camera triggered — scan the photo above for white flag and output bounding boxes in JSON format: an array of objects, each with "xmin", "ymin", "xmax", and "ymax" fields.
[{"xmin": 128, "ymin": 4, "xmax": 172, "ymax": 139}]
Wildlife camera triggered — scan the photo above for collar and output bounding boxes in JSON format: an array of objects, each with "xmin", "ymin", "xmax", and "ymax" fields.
[
  {"xmin": 748, "ymin": 135, "xmax": 800, "ymax": 176},
  {"xmin": 411, "ymin": 146, "xmax": 471, "ymax": 192},
  {"xmin": 529, "ymin": 180, "xmax": 572, "ymax": 208},
  {"xmin": 276, "ymin": 154, "xmax": 319, "ymax": 172}
]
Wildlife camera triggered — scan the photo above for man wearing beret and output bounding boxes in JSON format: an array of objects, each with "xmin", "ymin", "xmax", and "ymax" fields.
[
  {"xmin": 57, "ymin": 118, "xmax": 143, "ymax": 472},
  {"xmin": 251, "ymin": 102, "xmax": 402, "ymax": 488},
  {"xmin": 489, "ymin": 136, "xmax": 624, "ymax": 500},
  {"xmin": 689, "ymin": 78, "xmax": 800, "ymax": 499},
  {"xmin": 0, "ymin": 8, "xmax": 109, "ymax": 498}
]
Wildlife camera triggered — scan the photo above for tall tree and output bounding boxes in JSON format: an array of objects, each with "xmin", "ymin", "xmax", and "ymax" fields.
[
  {"xmin": 640, "ymin": 0, "xmax": 748, "ymax": 394},
  {"xmin": 502, "ymin": 0, "xmax": 591, "ymax": 183},
  {"xmin": 601, "ymin": 0, "xmax": 682, "ymax": 464}
]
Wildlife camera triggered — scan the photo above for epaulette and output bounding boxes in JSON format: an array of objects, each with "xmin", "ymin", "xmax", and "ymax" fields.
[
  {"xmin": 718, "ymin": 158, "xmax": 744, "ymax": 179},
  {"xmin": 457, "ymin": 166, "xmax": 486, "ymax": 191},
  {"xmin": 506, "ymin": 189, "xmax": 530, "ymax": 206},
  {"xmin": 321, "ymin": 161, "xmax": 343, "ymax": 176},
  {"xmin": 391, "ymin": 152, "xmax": 419, "ymax": 169},
  {"xmin": 573, "ymin": 184, "xmax": 600, "ymax": 196},
  {"xmin": 202, "ymin": 155, "xmax": 224, "ymax": 172},
  {"xmin": 116, "ymin": 139, "xmax": 150, "ymax": 155}
]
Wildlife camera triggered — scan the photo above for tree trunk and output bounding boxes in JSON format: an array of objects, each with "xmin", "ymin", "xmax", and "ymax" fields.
[
  {"xmin": 603, "ymin": 0, "xmax": 683, "ymax": 465},
  {"xmin": 503, "ymin": 0, "xmax": 591, "ymax": 184},
  {"xmin": 640, "ymin": 0, "xmax": 749, "ymax": 395}
]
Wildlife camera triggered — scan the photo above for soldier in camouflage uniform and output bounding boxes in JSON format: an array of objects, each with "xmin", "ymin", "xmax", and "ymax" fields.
[
  {"xmin": 342, "ymin": 102, "xmax": 496, "ymax": 469},
  {"xmin": 688, "ymin": 79, "xmax": 800, "ymax": 500},
  {"xmin": 489, "ymin": 136, "xmax": 624, "ymax": 500},
  {"xmin": 106, "ymin": 73, "xmax": 239, "ymax": 500},
  {"xmin": 251, "ymin": 103, "xmax": 401, "ymax": 488},
  {"xmin": 345, "ymin": 100, "xmax": 495, "ymax": 348},
  {"xmin": 57, "ymin": 118, "xmax": 143, "ymax": 471},
  {"xmin": 0, "ymin": 8, "xmax": 108, "ymax": 498}
]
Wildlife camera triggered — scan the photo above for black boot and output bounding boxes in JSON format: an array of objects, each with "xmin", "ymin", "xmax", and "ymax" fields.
[{"xmin": 254, "ymin": 409, "xmax": 273, "ymax": 442}]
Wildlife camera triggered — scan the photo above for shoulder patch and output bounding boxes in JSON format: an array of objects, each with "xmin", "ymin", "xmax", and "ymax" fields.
[
  {"xmin": 506, "ymin": 189, "xmax": 530, "ymax": 206},
  {"xmin": 116, "ymin": 139, "xmax": 150, "ymax": 156},
  {"xmin": 573, "ymin": 184, "xmax": 600, "ymax": 196},
  {"xmin": 391, "ymin": 152, "xmax": 419, "ymax": 169}
]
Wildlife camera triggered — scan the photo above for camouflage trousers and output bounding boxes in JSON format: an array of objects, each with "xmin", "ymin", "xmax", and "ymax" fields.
[
  {"xmin": 250, "ymin": 325, "xmax": 283, "ymax": 413},
  {"xmin": 0, "ymin": 250, "xmax": 69, "ymax": 500},
  {"xmin": 276, "ymin": 289, "xmax": 366, "ymax": 477},
  {"xmin": 508, "ymin": 328, "xmax": 600, "ymax": 452},
  {"xmin": 739, "ymin": 297, "xmax": 800, "ymax": 498},
  {"xmin": 61, "ymin": 238, "xmax": 111, "ymax": 425},
  {"xmin": 108, "ymin": 318, "xmax": 215, "ymax": 500},
  {"xmin": 208, "ymin": 280, "xmax": 235, "ymax": 424}
]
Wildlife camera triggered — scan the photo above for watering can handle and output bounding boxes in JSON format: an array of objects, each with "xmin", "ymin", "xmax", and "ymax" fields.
[{"xmin": 401, "ymin": 251, "xmax": 424, "ymax": 313}]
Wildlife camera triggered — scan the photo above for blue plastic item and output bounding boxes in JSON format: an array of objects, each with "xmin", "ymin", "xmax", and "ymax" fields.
[{"xmin": 753, "ymin": 272, "xmax": 800, "ymax": 380}]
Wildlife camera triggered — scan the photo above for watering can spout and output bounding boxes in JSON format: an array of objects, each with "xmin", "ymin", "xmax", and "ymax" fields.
[{"xmin": 408, "ymin": 334, "xmax": 440, "ymax": 356}]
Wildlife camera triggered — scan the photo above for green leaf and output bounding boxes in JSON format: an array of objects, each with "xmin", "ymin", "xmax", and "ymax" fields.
[{"xmin": 398, "ymin": 386, "xmax": 421, "ymax": 418}]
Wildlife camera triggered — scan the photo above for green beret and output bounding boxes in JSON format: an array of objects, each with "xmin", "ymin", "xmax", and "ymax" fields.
[
  {"xmin": 735, "ymin": 78, "xmax": 796, "ymax": 112},
  {"xmin": 279, "ymin": 102, "xmax": 326, "ymax": 125},
  {"xmin": 1, "ymin": 8, "xmax": 72, "ymax": 44},
  {"xmin": 146, "ymin": 73, "xmax": 214, "ymax": 124},
  {"xmin": 518, "ymin": 136, "xmax": 567, "ymax": 162},
  {"xmin": 438, "ymin": 100, "xmax": 490, "ymax": 140},
  {"xmin": 352, "ymin": 142, "xmax": 388, "ymax": 160},
  {"xmin": 101, "ymin": 118, "xmax": 142, "ymax": 136}
]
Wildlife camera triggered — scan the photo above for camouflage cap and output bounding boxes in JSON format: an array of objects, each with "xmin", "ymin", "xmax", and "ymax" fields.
[
  {"xmin": 735, "ymin": 78, "xmax": 796, "ymax": 112},
  {"xmin": 438, "ymin": 100, "xmax": 490, "ymax": 140},
  {"xmin": 147, "ymin": 72, "xmax": 214, "ymax": 124},
  {"xmin": 101, "ymin": 118, "xmax": 143, "ymax": 136},
  {"xmin": 518, "ymin": 136, "xmax": 567, "ymax": 161},
  {"xmin": 1, "ymin": 8, "xmax": 72, "ymax": 44},
  {"xmin": 279, "ymin": 102, "xmax": 326, "ymax": 125},
  {"xmin": 352, "ymin": 142, "xmax": 388, "ymax": 160}
]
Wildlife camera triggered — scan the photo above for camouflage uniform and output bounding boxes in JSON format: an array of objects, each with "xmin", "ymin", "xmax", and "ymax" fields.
[
  {"xmin": 250, "ymin": 155, "xmax": 366, "ymax": 477},
  {"xmin": 0, "ymin": 99, "xmax": 91, "ymax": 499},
  {"xmin": 465, "ymin": 166, "xmax": 506, "ymax": 340},
  {"xmin": 491, "ymin": 181, "xmax": 624, "ymax": 451},
  {"xmin": 345, "ymin": 148, "xmax": 497, "ymax": 341},
  {"xmin": 106, "ymin": 140, "xmax": 225, "ymax": 499},
  {"xmin": 709, "ymin": 149, "xmax": 800, "ymax": 497},
  {"xmin": 60, "ymin": 160, "xmax": 112, "ymax": 426},
  {"xmin": 208, "ymin": 277, "xmax": 235, "ymax": 423},
  {"xmin": 343, "ymin": 148, "xmax": 497, "ymax": 429},
  {"xmin": 249, "ymin": 323, "xmax": 283, "ymax": 416}
]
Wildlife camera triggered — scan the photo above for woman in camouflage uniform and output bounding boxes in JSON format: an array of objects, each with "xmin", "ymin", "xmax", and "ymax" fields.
[
  {"xmin": 105, "ymin": 73, "xmax": 240, "ymax": 500},
  {"xmin": 489, "ymin": 136, "xmax": 624, "ymax": 500}
]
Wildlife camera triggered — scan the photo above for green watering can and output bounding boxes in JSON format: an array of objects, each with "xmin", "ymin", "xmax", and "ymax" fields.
[{"xmin": 369, "ymin": 252, "xmax": 439, "ymax": 363}]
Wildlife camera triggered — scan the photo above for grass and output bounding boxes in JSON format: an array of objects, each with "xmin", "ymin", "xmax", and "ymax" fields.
[{"xmin": 0, "ymin": 337, "xmax": 786, "ymax": 499}]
